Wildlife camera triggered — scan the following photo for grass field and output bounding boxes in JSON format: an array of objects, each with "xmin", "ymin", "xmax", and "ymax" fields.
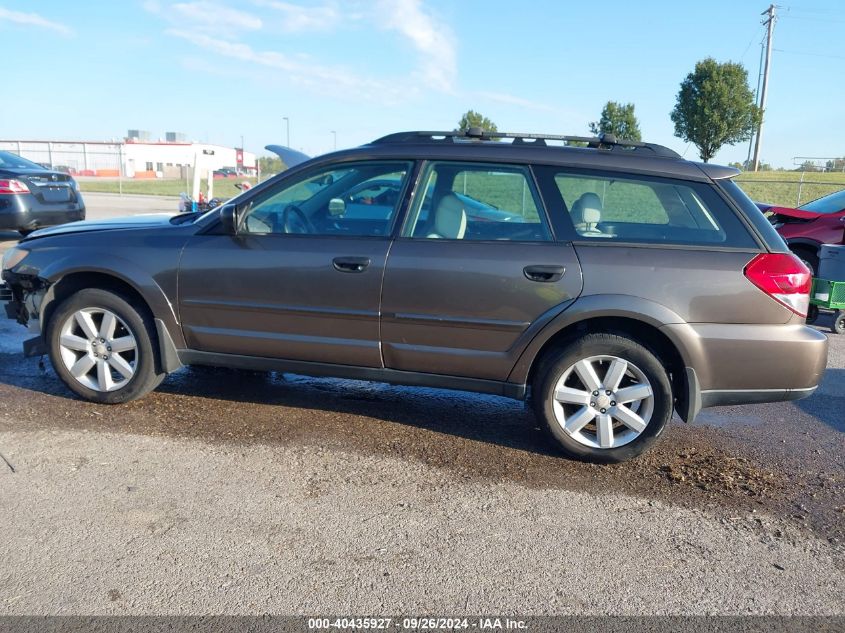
[
  {"xmin": 78, "ymin": 170, "xmax": 845, "ymax": 212},
  {"xmin": 78, "ymin": 177, "xmax": 258, "ymax": 200},
  {"xmin": 733, "ymin": 171, "xmax": 845, "ymax": 208}
]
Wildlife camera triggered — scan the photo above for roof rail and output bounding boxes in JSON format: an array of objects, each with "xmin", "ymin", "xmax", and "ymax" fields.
[{"xmin": 371, "ymin": 129, "xmax": 681, "ymax": 158}]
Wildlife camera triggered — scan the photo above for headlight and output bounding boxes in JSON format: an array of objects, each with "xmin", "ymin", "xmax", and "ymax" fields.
[{"xmin": 1, "ymin": 247, "xmax": 29, "ymax": 271}]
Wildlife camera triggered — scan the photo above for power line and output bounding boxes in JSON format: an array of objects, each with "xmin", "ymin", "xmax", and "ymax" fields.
[
  {"xmin": 778, "ymin": 14, "xmax": 845, "ymax": 23},
  {"xmin": 773, "ymin": 47, "xmax": 845, "ymax": 60},
  {"xmin": 739, "ymin": 24, "xmax": 765, "ymax": 61}
]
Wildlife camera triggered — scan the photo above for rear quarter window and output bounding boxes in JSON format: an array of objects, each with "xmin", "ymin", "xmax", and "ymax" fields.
[{"xmin": 536, "ymin": 167, "xmax": 759, "ymax": 249}]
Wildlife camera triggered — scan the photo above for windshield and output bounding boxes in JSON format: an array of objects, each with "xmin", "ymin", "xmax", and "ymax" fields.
[
  {"xmin": 0, "ymin": 150, "xmax": 45, "ymax": 170},
  {"xmin": 799, "ymin": 189, "xmax": 845, "ymax": 214}
]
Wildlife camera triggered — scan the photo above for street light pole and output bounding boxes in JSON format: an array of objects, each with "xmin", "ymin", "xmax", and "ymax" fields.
[
  {"xmin": 283, "ymin": 117, "xmax": 290, "ymax": 147},
  {"xmin": 331, "ymin": 130, "xmax": 337, "ymax": 151}
]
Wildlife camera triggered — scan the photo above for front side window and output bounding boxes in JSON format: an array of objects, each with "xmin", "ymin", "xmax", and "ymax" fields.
[
  {"xmin": 240, "ymin": 161, "xmax": 411, "ymax": 237},
  {"xmin": 545, "ymin": 170, "xmax": 756, "ymax": 247},
  {"xmin": 403, "ymin": 162, "xmax": 551, "ymax": 241}
]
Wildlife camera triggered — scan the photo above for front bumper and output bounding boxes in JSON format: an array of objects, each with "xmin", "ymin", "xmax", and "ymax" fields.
[{"xmin": 0, "ymin": 280, "xmax": 12, "ymax": 307}]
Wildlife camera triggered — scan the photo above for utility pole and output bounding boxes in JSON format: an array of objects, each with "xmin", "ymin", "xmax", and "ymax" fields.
[
  {"xmin": 283, "ymin": 117, "xmax": 290, "ymax": 147},
  {"xmin": 746, "ymin": 39, "xmax": 765, "ymax": 169},
  {"xmin": 331, "ymin": 130, "xmax": 337, "ymax": 151},
  {"xmin": 752, "ymin": 4, "xmax": 776, "ymax": 172}
]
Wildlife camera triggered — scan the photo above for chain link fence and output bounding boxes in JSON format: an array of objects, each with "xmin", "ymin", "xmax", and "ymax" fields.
[
  {"xmin": 734, "ymin": 173, "xmax": 845, "ymax": 208},
  {"xmin": 0, "ymin": 141, "xmax": 261, "ymax": 198}
]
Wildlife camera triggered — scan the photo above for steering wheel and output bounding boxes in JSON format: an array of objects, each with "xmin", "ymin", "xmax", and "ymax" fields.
[{"xmin": 279, "ymin": 204, "xmax": 315, "ymax": 234}]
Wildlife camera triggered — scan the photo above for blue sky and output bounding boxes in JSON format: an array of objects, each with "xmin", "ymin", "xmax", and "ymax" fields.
[{"xmin": 1, "ymin": 0, "xmax": 843, "ymax": 167}]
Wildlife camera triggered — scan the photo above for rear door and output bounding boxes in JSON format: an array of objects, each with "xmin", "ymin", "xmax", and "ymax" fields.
[{"xmin": 380, "ymin": 161, "xmax": 583, "ymax": 381}]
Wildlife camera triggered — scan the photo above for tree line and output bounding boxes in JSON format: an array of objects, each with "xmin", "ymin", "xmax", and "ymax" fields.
[{"xmin": 460, "ymin": 57, "xmax": 769, "ymax": 164}]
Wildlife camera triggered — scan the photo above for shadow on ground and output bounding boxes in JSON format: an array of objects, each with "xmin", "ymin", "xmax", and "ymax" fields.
[{"xmin": 2, "ymin": 341, "xmax": 843, "ymax": 549}]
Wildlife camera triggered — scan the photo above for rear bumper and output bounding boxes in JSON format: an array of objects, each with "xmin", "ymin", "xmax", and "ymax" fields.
[
  {"xmin": 700, "ymin": 385, "xmax": 817, "ymax": 408},
  {"xmin": 665, "ymin": 322, "xmax": 828, "ymax": 420},
  {"xmin": 0, "ymin": 195, "xmax": 85, "ymax": 230},
  {"xmin": 664, "ymin": 322, "xmax": 829, "ymax": 393}
]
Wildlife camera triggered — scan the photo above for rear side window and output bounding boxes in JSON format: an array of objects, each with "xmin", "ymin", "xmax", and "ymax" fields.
[
  {"xmin": 403, "ymin": 162, "xmax": 551, "ymax": 242},
  {"xmin": 538, "ymin": 168, "xmax": 757, "ymax": 248}
]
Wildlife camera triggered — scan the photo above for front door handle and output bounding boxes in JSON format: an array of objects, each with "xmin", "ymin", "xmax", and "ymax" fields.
[
  {"xmin": 523, "ymin": 265, "xmax": 565, "ymax": 282},
  {"xmin": 333, "ymin": 256, "xmax": 371, "ymax": 273}
]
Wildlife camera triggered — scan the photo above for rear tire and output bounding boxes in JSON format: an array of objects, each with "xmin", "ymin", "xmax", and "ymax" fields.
[
  {"xmin": 806, "ymin": 304, "xmax": 819, "ymax": 325},
  {"xmin": 790, "ymin": 246, "xmax": 819, "ymax": 277},
  {"xmin": 47, "ymin": 288, "xmax": 165, "ymax": 403},
  {"xmin": 833, "ymin": 311, "xmax": 845, "ymax": 335},
  {"xmin": 532, "ymin": 333, "xmax": 673, "ymax": 463}
]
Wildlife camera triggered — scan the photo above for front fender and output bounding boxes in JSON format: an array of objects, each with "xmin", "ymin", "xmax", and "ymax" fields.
[{"xmin": 26, "ymin": 251, "xmax": 185, "ymax": 350}]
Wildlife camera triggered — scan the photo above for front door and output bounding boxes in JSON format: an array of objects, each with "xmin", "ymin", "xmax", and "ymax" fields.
[
  {"xmin": 380, "ymin": 161, "xmax": 583, "ymax": 381},
  {"xmin": 178, "ymin": 160, "xmax": 413, "ymax": 367}
]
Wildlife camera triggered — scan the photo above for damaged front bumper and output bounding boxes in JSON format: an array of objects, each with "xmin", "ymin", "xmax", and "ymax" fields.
[{"xmin": 1, "ymin": 272, "xmax": 50, "ymax": 357}]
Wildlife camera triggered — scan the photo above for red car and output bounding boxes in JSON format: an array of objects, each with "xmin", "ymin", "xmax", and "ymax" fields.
[{"xmin": 758, "ymin": 188, "xmax": 845, "ymax": 274}]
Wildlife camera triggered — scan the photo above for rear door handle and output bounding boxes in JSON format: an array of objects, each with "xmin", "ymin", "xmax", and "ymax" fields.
[
  {"xmin": 333, "ymin": 256, "xmax": 371, "ymax": 273},
  {"xmin": 523, "ymin": 265, "xmax": 565, "ymax": 282}
]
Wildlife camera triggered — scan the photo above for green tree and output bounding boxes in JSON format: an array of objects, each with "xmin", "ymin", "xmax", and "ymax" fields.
[
  {"xmin": 457, "ymin": 110, "xmax": 498, "ymax": 133},
  {"xmin": 258, "ymin": 155, "xmax": 284, "ymax": 176},
  {"xmin": 589, "ymin": 101, "xmax": 642, "ymax": 141},
  {"xmin": 670, "ymin": 58, "xmax": 761, "ymax": 162}
]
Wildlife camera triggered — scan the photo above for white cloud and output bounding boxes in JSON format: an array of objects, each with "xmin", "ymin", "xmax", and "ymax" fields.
[
  {"xmin": 252, "ymin": 0, "xmax": 344, "ymax": 33},
  {"xmin": 477, "ymin": 91, "xmax": 555, "ymax": 112},
  {"xmin": 169, "ymin": 30, "xmax": 404, "ymax": 101},
  {"xmin": 375, "ymin": 0, "xmax": 456, "ymax": 90},
  {"xmin": 172, "ymin": 1, "xmax": 262, "ymax": 32},
  {"xmin": 153, "ymin": 0, "xmax": 457, "ymax": 99},
  {"xmin": 0, "ymin": 7, "xmax": 73, "ymax": 35}
]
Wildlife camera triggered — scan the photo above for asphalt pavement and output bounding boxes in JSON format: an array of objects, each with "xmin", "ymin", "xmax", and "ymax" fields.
[{"xmin": 0, "ymin": 194, "xmax": 842, "ymax": 615}]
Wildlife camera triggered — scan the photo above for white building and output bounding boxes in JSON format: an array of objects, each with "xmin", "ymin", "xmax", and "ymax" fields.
[{"xmin": 0, "ymin": 138, "xmax": 257, "ymax": 179}]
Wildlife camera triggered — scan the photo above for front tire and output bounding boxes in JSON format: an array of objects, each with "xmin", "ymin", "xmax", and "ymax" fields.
[
  {"xmin": 47, "ymin": 288, "xmax": 165, "ymax": 403},
  {"xmin": 532, "ymin": 333, "xmax": 673, "ymax": 463}
]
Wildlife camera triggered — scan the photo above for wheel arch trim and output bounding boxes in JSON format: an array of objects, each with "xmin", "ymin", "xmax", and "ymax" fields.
[{"xmin": 36, "ymin": 257, "xmax": 185, "ymax": 351}]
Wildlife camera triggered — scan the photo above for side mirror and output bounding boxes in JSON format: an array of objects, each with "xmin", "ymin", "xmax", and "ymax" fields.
[{"xmin": 219, "ymin": 203, "xmax": 241, "ymax": 235}]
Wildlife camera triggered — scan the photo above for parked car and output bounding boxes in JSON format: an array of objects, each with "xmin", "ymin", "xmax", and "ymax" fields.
[
  {"xmin": 0, "ymin": 150, "xmax": 85, "ymax": 235},
  {"xmin": 329, "ymin": 177, "xmax": 522, "ymax": 223},
  {"xmin": 756, "ymin": 189, "xmax": 845, "ymax": 274},
  {"xmin": 1, "ymin": 130, "xmax": 828, "ymax": 463}
]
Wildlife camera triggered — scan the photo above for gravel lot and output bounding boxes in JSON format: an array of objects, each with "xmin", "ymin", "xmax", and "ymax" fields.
[{"xmin": 0, "ymin": 194, "xmax": 843, "ymax": 615}]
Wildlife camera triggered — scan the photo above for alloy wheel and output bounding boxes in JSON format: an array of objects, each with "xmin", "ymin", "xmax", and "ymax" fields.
[
  {"xmin": 58, "ymin": 308, "xmax": 138, "ymax": 392},
  {"xmin": 550, "ymin": 355, "xmax": 655, "ymax": 449}
]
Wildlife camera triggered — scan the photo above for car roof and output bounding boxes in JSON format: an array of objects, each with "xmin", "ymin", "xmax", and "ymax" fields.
[{"xmin": 305, "ymin": 130, "xmax": 737, "ymax": 183}]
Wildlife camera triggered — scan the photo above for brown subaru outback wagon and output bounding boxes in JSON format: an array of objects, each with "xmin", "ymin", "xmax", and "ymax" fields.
[{"xmin": 1, "ymin": 130, "xmax": 829, "ymax": 462}]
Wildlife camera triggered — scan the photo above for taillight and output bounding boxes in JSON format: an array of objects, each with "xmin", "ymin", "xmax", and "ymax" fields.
[
  {"xmin": 0, "ymin": 179, "xmax": 30, "ymax": 195},
  {"xmin": 744, "ymin": 253, "xmax": 812, "ymax": 317}
]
